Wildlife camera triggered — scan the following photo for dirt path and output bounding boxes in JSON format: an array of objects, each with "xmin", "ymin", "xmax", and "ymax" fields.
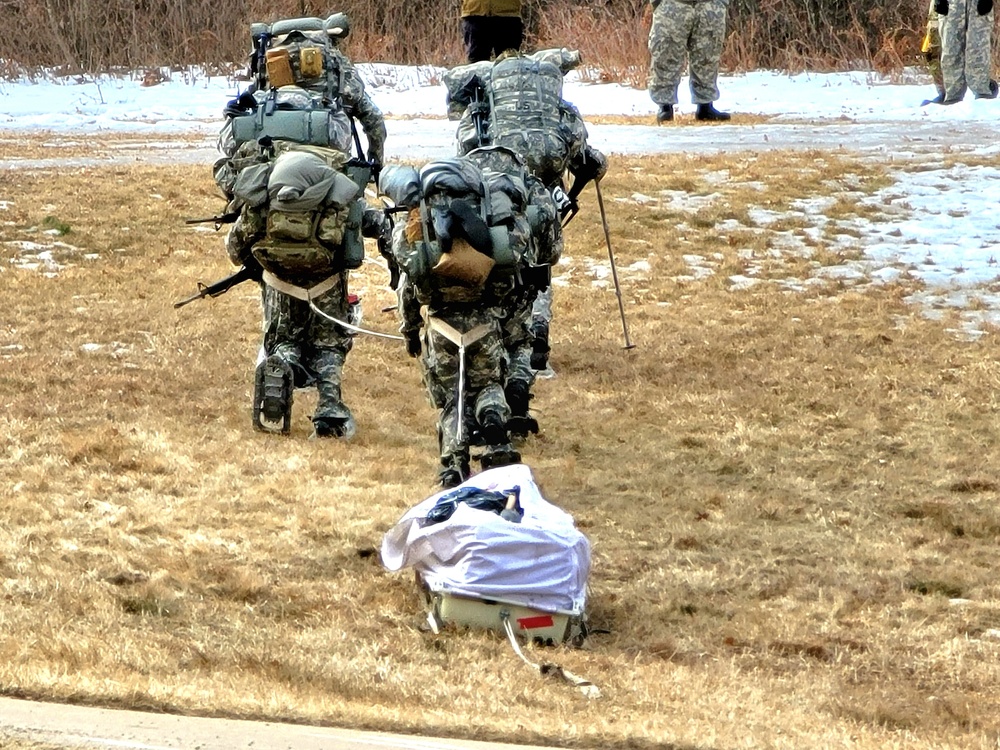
[{"xmin": 0, "ymin": 696, "xmax": 556, "ymax": 750}]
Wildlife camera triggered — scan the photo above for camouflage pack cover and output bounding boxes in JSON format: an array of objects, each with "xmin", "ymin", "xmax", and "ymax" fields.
[
  {"xmin": 378, "ymin": 164, "xmax": 422, "ymax": 209},
  {"xmin": 392, "ymin": 156, "xmax": 531, "ymax": 303},
  {"xmin": 443, "ymin": 50, "xmax": 587, "ymax": 186},
  {"xmin": 261, "ymin": 22, "xmax": 345, "ymax": 100},
  {"xmin": 241, "ymin": 148, "xmax": 364, "ymax": 287}
]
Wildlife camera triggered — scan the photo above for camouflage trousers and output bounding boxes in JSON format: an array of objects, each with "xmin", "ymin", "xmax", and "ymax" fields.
[
  {"xmin": 420, "ymin": 308, "xmax": 510, "ymax": 469},
  {"xmin": 261, "ymin": 275, "xmax": 354, "ymax": 422},
  {"xmin": 502, "ymin": 294, "xmax": 536, "ymax": 388},
  {"xmin": 648, "ymin": 0, "xmax": 729, "ymax": 106},
  {"xmin": 939, "ymin": 0, "xmax": 995, "ymax": 101}
]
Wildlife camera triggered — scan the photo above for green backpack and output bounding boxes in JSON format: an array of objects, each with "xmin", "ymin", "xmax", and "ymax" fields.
[
  {"xmin": 233, "ymin": 144, "xmax": 367, "ymax": 288},
  {"xmin": 380, "ymin": 157, "xmax": 530, "ymax": 304}
]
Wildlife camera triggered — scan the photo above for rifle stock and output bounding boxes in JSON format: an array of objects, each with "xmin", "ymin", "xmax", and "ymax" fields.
[{"xmin": 174, "ymin": 263, "xmax": 262, "ymax": 309}]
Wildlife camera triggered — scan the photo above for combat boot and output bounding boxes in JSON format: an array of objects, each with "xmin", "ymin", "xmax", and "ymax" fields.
[
  {"xmin": 438, "ymin": 452, "xmax": 470, "ymax": 489},
  {"xmin": 477, "ymin": 407, "xmax": 509, "ymax": 448},
  {"xmin": 253, "ymin": 355, "xmax": 293, "ymax": 434},
  {"xmin": 480, "ymin": 443, "xmax": 522, "ymax": 470},
  {"xmin": 656, "ymin": 104, "xmax": 674, "ymax": 123},
  {"xmin": 695, "ymin": 103, "xmax": 731, "ymax": 121},
  {"xmin": 310, "ymin": 414, "xmax": 356, "ymax": 440},
  {"xmin": 477, "ymin": 408, "xmax": 521, "ymax": 470},
  {"xmin": 530, "ymin": 323, "xmax": 550, "ymax": 372},
  {"xmin": 505, "ymin": 379, "xmax": 539, "ymax": 438}
]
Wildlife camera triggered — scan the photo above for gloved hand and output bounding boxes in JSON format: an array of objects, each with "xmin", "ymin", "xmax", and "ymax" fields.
[
  {"xmin": 978, "ymin": 0, "xmax": 992, "ymax": 14},
  {"xmin": 934, "ymin": 0, "xmax": 948, "ymax": 14},
  {"xmin": 223, "ymin": 92, "xmax": 257, "ymax": 119},
  {"xmin": 405, "ymin": 330, "xmax": 421, "ymax": 358},
  {"xmin": 367, "ymin": 150, "xmax": 383, "ymax": 180},
  {"xmin": 550, "ymin": 186, "xmax": 577, "ymax": 219}
]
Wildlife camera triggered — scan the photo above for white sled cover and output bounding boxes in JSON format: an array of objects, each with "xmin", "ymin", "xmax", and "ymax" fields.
[{"xmin": 380, "ymin": 464, "xmax": 590, "ymax": 614}]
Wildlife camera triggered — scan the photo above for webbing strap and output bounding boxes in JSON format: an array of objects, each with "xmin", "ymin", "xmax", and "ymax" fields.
[
  {"xmin": 261, "ymin": 269, "xmax": 339, "ymax": 300},
  {"xmin": 426, "ymin": 317, "xmax": 492, "ymax": 349},
  {"xmin": 427, "ymin": 316, "xmax": 492, "ymax": 444},
  {"xmin": 501, "ymin": 614, "xmax": 600, "ymax": 699}
]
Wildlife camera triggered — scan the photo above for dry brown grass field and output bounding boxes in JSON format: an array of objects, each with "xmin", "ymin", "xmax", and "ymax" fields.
[{"xmin": 3, "ymin": 132, "xmax": 1000, "ymax": 750}]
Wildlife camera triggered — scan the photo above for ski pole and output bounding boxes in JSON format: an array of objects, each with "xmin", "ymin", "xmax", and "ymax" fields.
[{"xmin": 594, "ymin": 179, "xmax": 635, "ymax": 350}]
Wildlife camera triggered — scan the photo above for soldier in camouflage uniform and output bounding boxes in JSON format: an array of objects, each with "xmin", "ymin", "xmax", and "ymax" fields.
[
  {"xmin": 223, "ymin": 13, "xmax": 386, "ymax": 170},
  {"xmin": 382, "ymin": 157, "xmax": 526, "ymax": 488},
  {"xmin": 647, "ymin": 0, "xmax": 731, "ymax": 122},
  {"xmin": 223, "ymin": 145, "xmax": 387, "ymax": 440},
  {"xmin": 922, "ymin": 0, "xmax": 947, "ymax": 105},
  {"xmin": 466, "ymin": 146, "xmax": 563, "ymax": 437},
  {"xmin": 214, "ymin": 13, "xmax": 389, "ymax": 439},
  {"xmin": 934, "ymin": 0, "xmax": 997, "ymax": 103},
  {"xmin": 444, "ymin": 48, "xmax": 607, "ymax": 379}
]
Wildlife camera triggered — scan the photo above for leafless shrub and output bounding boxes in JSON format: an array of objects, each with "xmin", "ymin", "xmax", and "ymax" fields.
[{"xmin": 6, "ymin": 0, "xmax": 1000, "ymax": 81}]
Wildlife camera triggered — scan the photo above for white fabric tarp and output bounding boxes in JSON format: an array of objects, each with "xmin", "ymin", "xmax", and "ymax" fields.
[{"xmin": 380, "ymin": 464, "xmax": 590, "ymax": 614}]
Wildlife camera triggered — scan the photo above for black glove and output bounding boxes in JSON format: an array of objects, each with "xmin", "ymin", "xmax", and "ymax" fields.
[
  {"xmin": 978, "ymin": 0, "xmax": 992, "ymax": 14},
  {"xmin": 405, "ymin": 330, "xmax": 421, "ymax": 358},
  {"xmin": 934, "ymin": 0, "xmax": 948, "ymax": 14},
  {"xmin": 223, "ymin": 92, "xmax": 257, "ymax": 119}
]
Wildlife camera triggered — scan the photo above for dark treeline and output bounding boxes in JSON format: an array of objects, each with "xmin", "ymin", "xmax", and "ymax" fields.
[{"xmin": 0, "ymin": 0, "xmax": 961, "ymax": 80}]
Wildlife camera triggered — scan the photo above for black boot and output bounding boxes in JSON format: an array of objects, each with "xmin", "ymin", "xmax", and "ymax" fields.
[
  {"xmin": 505, "ymin": 380, "xmax": 539, "ymax": 438},
  {"xmin": 695, "ymin": 103, "xmax": 731, "ymax": 121},
  {"xmin": 477, "ymin": 408, "xmax": 509, "ymax": 448},
  {"xmin": 480, "ymin": 444, "xmax": 522, "ymax": 470},
  {"xmin": 438, "ymin": 452, "xmax": 470, "ymax": 489},
  {"xmin": 530, "ymin": 324, "xmax": 550, "ymax": 371},
  {"xmin": 656, "ymin": 103, "xmax": 674, "ymax": 123},
  {"xmin": 310, "ymin": 414, "xmax": 356, "ymax": 440},
  {"xmin": 921, "ymin": 92, "xmax": 946, "ymax": 106}
]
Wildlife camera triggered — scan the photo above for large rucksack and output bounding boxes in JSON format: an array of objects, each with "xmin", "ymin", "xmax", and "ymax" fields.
[
  {"xmin": 444, "ymin": 50, "xmax": 586, "ymax": 188},
  {"xmin": 230, "ymin": 142, "xmax": 367, "ymax": 288},
  {"xmin": 249, "ymin": 15, "xmax": 350, "ymax": 101},
  {"xmin": 379, "ymin": 156, "xmax": 532, "ymax": 305}
]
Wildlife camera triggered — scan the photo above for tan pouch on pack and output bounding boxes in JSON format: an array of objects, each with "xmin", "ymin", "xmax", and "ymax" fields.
[
  {"xmin": 433, "ymin": 239, "xmax": 495, "ymax": 287},
  {"xmin": 299, "ymin": 46, "xmax": 324, "ymax": 78},
  {"xmin": 266, "ymin": 49, "xmax": 296, "ymax": 88}
]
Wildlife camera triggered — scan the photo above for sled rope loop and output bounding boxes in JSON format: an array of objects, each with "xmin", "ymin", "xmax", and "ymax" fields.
[{"xmin": 500, "ymin": 613, "xmax": 600, "ymax": 699}]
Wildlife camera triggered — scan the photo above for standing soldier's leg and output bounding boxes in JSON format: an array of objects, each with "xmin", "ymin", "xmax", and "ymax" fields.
[
  {"xmin": 966, "ymin": 2, "xmax": 997, "ymax": 97},
  {"xmin": 648, "ymin": 0, "xmax": 697, "ymax": 122},
  {"xmin": 463, "ymin": 16, "xmax": 493, "ymax": 63},
  {"xmin": 939, "ymin": 0, "xmax": 970, "ymax": 102},
  {"xmin": 690, "ymin": 0, "xmax": 730, "ymax": 120},
  {"xmin": 304, "ymin": 276, "xmax": 356, "ymax": 439},
  {"xmin": 492, "ymin": 15, "xmax": 524, "ymax": 57}
]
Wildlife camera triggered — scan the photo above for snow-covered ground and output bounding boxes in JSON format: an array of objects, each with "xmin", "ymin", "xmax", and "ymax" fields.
[{"xmin": 2, "ymin": 65, "xmax": 999, "ymax": 334}]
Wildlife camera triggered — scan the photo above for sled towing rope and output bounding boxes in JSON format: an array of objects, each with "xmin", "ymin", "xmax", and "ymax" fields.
[
  {"xmin": 501, "ymin": 612, "xmax": 601, "ymax": 699},
  {"xmin": 307, "ymin": 293, "xmax": 405, "ymax": 341}
]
